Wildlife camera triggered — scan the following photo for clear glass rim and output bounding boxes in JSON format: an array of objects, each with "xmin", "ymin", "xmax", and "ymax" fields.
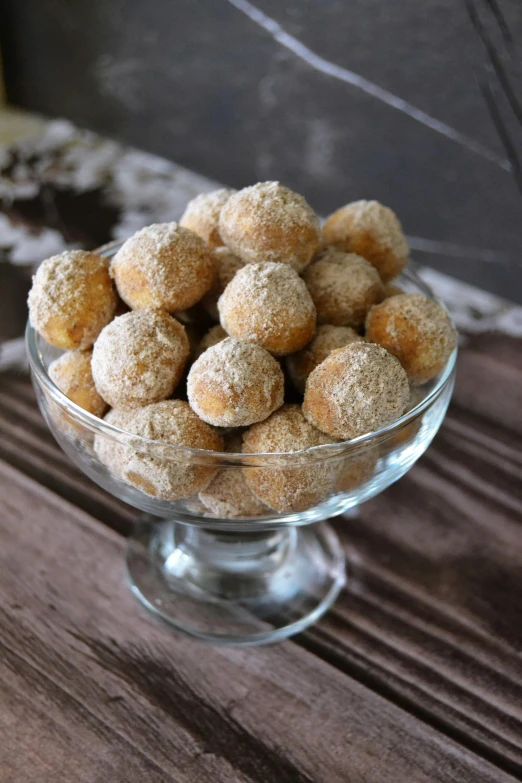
[{"xmin": 26, "ymin": 249, "xmax": 457, "ymax": 466}]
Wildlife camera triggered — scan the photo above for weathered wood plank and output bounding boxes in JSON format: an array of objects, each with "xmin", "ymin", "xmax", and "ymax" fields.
[
  {"xmin": 296, "ymin": 333, "xmax": 522, "ymax": 775},
  {"xmin": 302, "ymin": 436, "xmax": 522, "ymax": 771},
  {"xmin": 0, "ymin": 332, "xmax": 521, "ymax": 776},
  {"xmin": 0, "ymin": 373, "xmax": 138, "ymax": 532},
  {"xmin": 450, "ymin": 333, "xmax": 522, "ymax": 433},
  {"xmin": 2, "ymin": 460, "xmax": 515, "ymax": 783}
]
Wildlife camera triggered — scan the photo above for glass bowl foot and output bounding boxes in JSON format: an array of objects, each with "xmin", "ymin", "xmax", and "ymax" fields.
[{"xmin": 126, "ymin": 520, "xmax": 345, "ymax": 646}]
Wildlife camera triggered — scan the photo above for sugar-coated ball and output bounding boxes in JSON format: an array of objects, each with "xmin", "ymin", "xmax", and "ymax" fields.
[
  {"xmin": 218, "ymin": 262, "xmax": 316, "ymax": 356},
  {"xmin": 201, "ymin": 246, "xmax": 246, "ymax": 320},
  {"xmin": 199, "ymin": 433, "xmax": 269, "ymax": 518},
  {"xmin": 286, "ymin": 324, "xmax": 364, "ymax": 393},
  {"xmin": 195, "ymin": 324, "xmax": 228, "ymax": 360},
  {"xmin": 28, "ymin": 250, "xmax": 117, "ymax": 350},
  {"xmin": 94, "ymin": 408, "xmax": 134, "ymax": 478},
  {"xmin": 365, "ymin": 293, "xmax": 457, "ymax": 383},
  {"xmin": 303, "ymin": 342, "xmax": 409, "ymax": 439},
  {"xmin": 91, "ymin": 310, "xmax": 190, "ymax": 410},
  {"xmin": 219, "ymin": 181, "xmax": 320, "ymax": 272},
  {"xmin": 120, "ymin": 400, "xmax": 223, "ymax": 500},
  {"xmin": 110, "ymin": 223, "xmax": 216, "ymax": 312},
  {"xmin": 302, "ymin": 249, "xmax": 384, "ymax": 327},
  {"xmin": 49, "ymin": 349, "xmax": 107, "ymax": 417},
  {"xmin": 242, "ymin": 404, "xmax": 341, "ymax": 512},
  {"xmin": 179, "ymin": 188, "xmax": 236, "ymax": 248},
  {"xmin": 322, "ymin": 200, "xmax": 409, "ymax": 282},
  {"xmin": 187, "ymin": 337, "xmax": 284, "ymax": 427}
]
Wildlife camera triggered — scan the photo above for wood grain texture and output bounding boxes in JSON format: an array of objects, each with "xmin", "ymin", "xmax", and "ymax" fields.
[
  {"xmin": 299, "ymin": 332, "xmax": 522, "ymax": 776},
  {"xmin": 0, "ymin": 373, "xmax": 138, "ymax": 533},
  {"xmin": 2, "ymin": 461, "xmax": 516, "ymax": 783},
  {"xmin": 0, "ymin": 331, "xmax": 521, "ymax": 777}
]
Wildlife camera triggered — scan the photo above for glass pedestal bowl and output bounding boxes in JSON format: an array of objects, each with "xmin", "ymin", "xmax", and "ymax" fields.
[{"xmin": 27, "ymin": 247, "xmax": 456, "ymax": 646}]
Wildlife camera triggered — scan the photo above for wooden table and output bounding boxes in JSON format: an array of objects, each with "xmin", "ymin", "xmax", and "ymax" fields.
[{"xmin": 1, "ymin": 116, "xmax": 522, "ymax": 782}]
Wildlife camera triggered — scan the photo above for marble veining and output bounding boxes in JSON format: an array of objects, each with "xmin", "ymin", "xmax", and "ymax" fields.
[
  {"xmin": 407, "ymin": 236, "xmax": 518, "ymax": 266},
  {"xmin": 226, "ymin": 0, "xmax": 511, "ymax": 170}
]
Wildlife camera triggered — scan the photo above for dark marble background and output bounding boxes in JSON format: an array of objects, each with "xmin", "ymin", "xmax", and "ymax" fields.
[{"xmin": 1, "ymin": 0, "xmax": 522, "ymax": 300}]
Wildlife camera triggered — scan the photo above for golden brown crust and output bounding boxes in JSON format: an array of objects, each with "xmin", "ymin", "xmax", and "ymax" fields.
[
  {"xmin": 199, "ymin": 469, "xmax": 269, "ymax": 518},
  {"xmin": 94, "ymin": 408, "xmax": 134, "ymax": 477},
  {"xmin": 110, "ymin": 223, "xmax": 217, "ymax": 312},
  {"xmin": 365, "ymin": 293, "xmax": 457, "ymax": 384},
  {"xmin": 91, "ymin": 310, "xmax": 190, "ymax": 410},
  {"xmin": 120, "ymin": 400, "xmax": 223, "ymax": 500},
  {"xmin": 286, "ymin": 324, "xmax": 363, "ymax": 393},
  {"xmin": 49, "ymin": 350, "xmax": 108, "ymax": 417},
  {"xmin": 194, "ymin": 324, "xmax": 228, "ymax": 360},
  {"xmin": 242, "ymin": 404, "xmax": 341, "ymax": 512},
  {"xmin": 381, "ymin": 386, "xmax": 424, "ymax": 453},
  {"xmin": 219, "ymin": 182, "xmax": 320, "ymax": 272},
  {"xmin": 334, "ymin": 449, "xmax": 378, "ymax": 492},
  {"xmin": 303, "ymin": 342, "xmax": 409, "ymax": 439},
  {"xmin": 302, "ymin": 249, "xmax": 384, "ymax": 327},
  {"xmin": 201, "ymin": 246, "xmax": 246, "ymax": 320},
  {"xmin": 28, "ymin": 250, "xmax": 117, "ymax": 350},
  {"xmin": 187, "ymin": 337, "xmax": 285, "ymax": 427},
  {"xmin": 198, "ymin": 432, "xmax": 269, "ymax": 518},
  {"xmin": 179, "ymin": 188, "xmax": 236, "ymax": 248},
  {"xmin": 218, "ymin": 262, "xmax": 316, "ymax": 356},
  {"xmin": 322, "ymin": 200, "xmax": 409, "ymax": 282}
]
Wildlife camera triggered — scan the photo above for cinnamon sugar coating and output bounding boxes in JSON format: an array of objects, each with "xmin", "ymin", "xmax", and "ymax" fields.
[
  {"xmin": 94, "ymin": 408, "xmax": 134, "ymax": 477},
  {"xmin": 242, "ymin": 404, "xmax": 341, "ymax": 512},
  {"xmin": 381, "ymin": 385, "xmax": 425, "ymax": 453},
  {"xmin": 202, "ymin": 246, "xmax": 246, "ymax": 320},
  {"xmin": 49, "ymin": 350, "xmax": 107, "ymax": 418},
  {"xmin": 365, "ymin": 293, "xmax": 457, "ymax": 384},
  {"xmin": 35, "ymin": 183, "xmax": 452, "ymax": 518},
  {"xmin": 322, "ymin": 200, "xmax": 409, "ymax": 282},
  {"xmin": 199, "ymin": 432, "xmax": 269, "ymax": 518},
  {"xmin": 286, "ymin": 324, "xmax": 363, "ymax": 393},
  {"xmin": 110, "ymin": 223, "xmax": 216, "ymax": 312},
  {"xmin": 195, "ymin": 324, "xmax": 228, "ymax": 359},
  {"xmin": 218, "ymin": 262, "xmax": 316, "ymax": 356},
  {"xmin": 188, "ymin": 337, "xmax": 284, "ymax": 427},
  {"xmin": 219, "ymin": 182, "xmax": 320, "ymax": 272},
  {"xmin": 334, "ymin": 448, "xmax": 378, "ymax": 492},
  {"xmin": 91, "ymin": 310, "xmax": 190, "ymax": 410},
  {"xmin": 179, "ymin": 188, "xmax": 236, "ymax": 248},
  {"xmin": 28, "ymin": 250, "xmax": 117, "ymax": 350},
  {"xmin": 303, "ymin": 342, "xmax": 409, "ymax": 439},
  {"xmin": 302, "ymin": 249, "xmax": 384, "ymax": 327},
  {"xmin": 120, "ymin": 400, "xmax": 223, "ymax": 500}
]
